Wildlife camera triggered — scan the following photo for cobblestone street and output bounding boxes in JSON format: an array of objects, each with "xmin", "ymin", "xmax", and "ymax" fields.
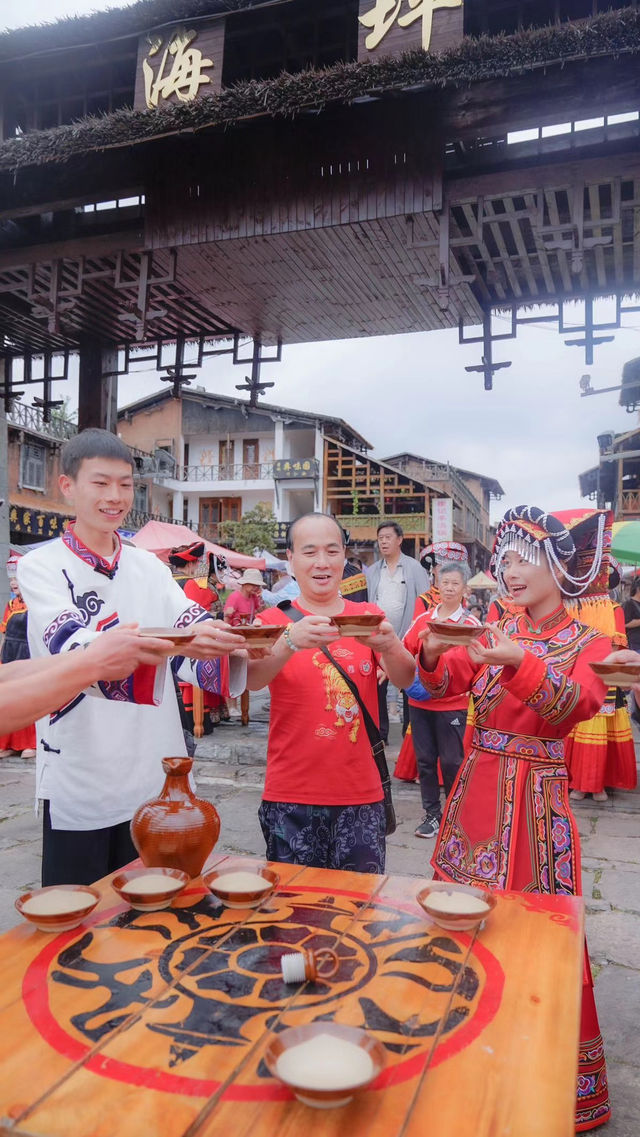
[{"xmin": 1, "ymin": 694, "xmax": 639, "ymax": 1133}]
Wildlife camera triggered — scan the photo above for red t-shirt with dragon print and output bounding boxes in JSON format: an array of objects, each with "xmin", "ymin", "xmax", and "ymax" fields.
[{"xmin": 257, "ymin": 599, "xmax": 384, "ymax": 805}]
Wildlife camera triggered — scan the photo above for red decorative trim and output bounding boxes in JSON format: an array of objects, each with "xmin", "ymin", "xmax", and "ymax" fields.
[{"xmin": 22, "ymin": 885, "xmax": 504, "ymax": 1100}]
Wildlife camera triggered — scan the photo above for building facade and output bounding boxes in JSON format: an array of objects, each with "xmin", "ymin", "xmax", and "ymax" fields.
[
  {"xmin": 382, "ymin": 452, "xmax": 504, "ymax": 570},
  {"xmin": 6, "ymin": 402, "xmax": 76, "ymax": 545},
  {"xmin": 118, "ymin": 389, "xmax": 365, "ymax": 544},
  {"xmin": 579, "ymin": 425, "xmax": 640, "ymax": 520},
  {"xmin": 117, "ymin": 389, "xmax": 442, "ymax": 557}
]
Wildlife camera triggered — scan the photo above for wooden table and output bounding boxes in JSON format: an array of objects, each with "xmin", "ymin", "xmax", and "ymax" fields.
[{"xmin": 0, "ymin": 856, "xmax": 584, "ymax": 1137}]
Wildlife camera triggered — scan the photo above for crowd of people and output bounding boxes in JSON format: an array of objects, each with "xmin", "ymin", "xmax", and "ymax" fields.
[{"xmin": 5, "ymin": 427, "xmax": 640, "ymax": 1132}]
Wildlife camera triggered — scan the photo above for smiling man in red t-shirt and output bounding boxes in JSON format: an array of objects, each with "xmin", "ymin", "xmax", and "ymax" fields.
[{"xmin": 247, "ymin": 513, "xmax": 414, "ymax": 873}]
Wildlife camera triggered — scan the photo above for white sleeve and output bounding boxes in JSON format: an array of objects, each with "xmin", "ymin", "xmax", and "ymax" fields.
[{"xmin": 18, "ymin": 551, "xmax": 98, "ymax": 657}]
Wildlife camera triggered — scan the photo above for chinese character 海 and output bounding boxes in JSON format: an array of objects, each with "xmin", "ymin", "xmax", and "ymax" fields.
[
  {"xmin": 143, "ymin": 26, "xmax": 214, "ymax": 110},
  {"xmin": 359, "ymin": 0, "xmax": 462, "ymax": 53}
]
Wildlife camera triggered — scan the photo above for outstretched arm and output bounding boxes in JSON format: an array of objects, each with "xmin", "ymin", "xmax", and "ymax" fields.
[
  {"xmin": 0, "ymin": 626, "xmax": 173, "ymax": 733},
  {"xmin": 469, "ymin": 625, "xmax": 609, "ymax": 731}
]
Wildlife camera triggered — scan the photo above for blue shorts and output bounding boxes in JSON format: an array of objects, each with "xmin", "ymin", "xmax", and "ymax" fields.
[{"xmin": 258, "ymin": 801, "xmax": 386, "ymax": 874}]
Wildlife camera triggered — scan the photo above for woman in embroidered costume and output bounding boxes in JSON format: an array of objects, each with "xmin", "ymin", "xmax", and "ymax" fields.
[
  {"xmin": 394, "ymin": 542, "xmax": 471, "ymax": 784},
  {"xmin": 415, "ymin": 506, "xmax": 612, "ymax": 1132},
  {"xmin": 169, "ymin": 542, "xmax": 227, "ymax": 731},
  {"xmin": 0, "ymin": 567, "xmax": 37, "ymax": 758},
  {"xmin": 564, "ymin": 557, "xmax": 637, "ymax": 801}
]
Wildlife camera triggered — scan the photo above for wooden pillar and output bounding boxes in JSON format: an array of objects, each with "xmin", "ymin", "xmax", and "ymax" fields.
[
  {"xmin": 192, "ymin": 686, "xmax": 205, "ymax": 739},
  {"xmin": 77, "ymin": 340, "xmax": 119, "ymax": 433}
]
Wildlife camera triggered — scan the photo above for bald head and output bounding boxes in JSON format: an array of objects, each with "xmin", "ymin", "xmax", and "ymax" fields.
[
  {"xmin": 286, "ymin": 512, "xmax": 346, "ymax": 552},
  {"xmin": 286, "ymin": 513, "xmax": 347, "ymax": 604}
]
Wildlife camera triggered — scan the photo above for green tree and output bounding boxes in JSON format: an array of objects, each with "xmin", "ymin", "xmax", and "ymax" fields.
[
  {"xmin": 50, "ymin": 396, "xmax": 77, "ymax": 428},
  {"xmin": 219, "ymin": 502, "xmax": 277, "ymax": 555}
]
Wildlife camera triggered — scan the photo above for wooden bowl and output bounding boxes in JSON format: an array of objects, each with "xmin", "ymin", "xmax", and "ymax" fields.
[
  {"xmin": 590, "ymin": 660, "xmax": 640, "ymax": 687},
  {"xmin": 15, "ymin": 885, "xmax": 100, "ymax": 933},
  {"xmin": 139, "ymin": 627, "xmax": 198, "ymax": 644},
  {"xmin": 203, "ymin": 865, "xmax": 279, "ymax": 909},
  {"xmin": 428, "ymin": 621, "xmax": 486, "ymax": 646},
  {"xmin": 331, "ymin": 612, "xmax": 384, "ymax": 638},
  {"xmin": 416, "ymin": 881, "xmax": 497, "ymax": 932},
  {"xmin": 265, "ymin": 1022, "xmax": 384, "ymax": 1109},
  {"xmin": 234, "ymin": 625, "xmax": 284, "ymax": 648},
  {"xmin": 111, "ymin": 867, "xmax": 189, "ymax": 911}
]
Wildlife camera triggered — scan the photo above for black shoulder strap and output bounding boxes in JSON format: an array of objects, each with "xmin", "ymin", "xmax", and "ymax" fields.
[
  {"xmin": 277, "ymin": 598, "xmax": 388, "ymax": 769},
  {"xmin": 322, "ymin": 645, "xmax": 391, "ymax": 793},
  {"xmin": 320, "ymin": 645, "xmax": 382, "ymax": 748},
  {"xmin": 277, "ymin": 599, "xmax": 302, "ymax": 618}
]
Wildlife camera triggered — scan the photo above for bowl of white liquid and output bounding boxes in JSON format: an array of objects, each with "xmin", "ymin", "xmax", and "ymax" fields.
[
  {"xmin": 265, "ymin": 1022, "xmax": 385, "ymax": 1108},
  {"xmin": 416, "ymin": 881, "xmax": 496, "ymax": 932},
  {"xmin": 111, "ymin": 867, "xmax": 189, "ymax": 911},
  {"xmin": 203, "ymin": 865, "xmax": 279, "ymax": 909},
  {"xmin": 16, "ymin": 885, "xmax": 100, "ymax": 933}
]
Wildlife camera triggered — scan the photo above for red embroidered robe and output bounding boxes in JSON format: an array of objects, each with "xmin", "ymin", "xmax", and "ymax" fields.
[{"xmin": 417, "ymin": 605, "xmax": 612, "ymax": 1130}]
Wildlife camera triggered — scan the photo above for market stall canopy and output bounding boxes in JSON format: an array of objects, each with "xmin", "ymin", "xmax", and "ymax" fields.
[
  {"xmin": 467, "ymin": 570, "xmax": 497, "ymax": 590},
  {"xmin": 130, "ymin": 521, "xmax": 265, "ymax": 569},
  {"xmin": 612, "ymin": 521, "xmax": 640, "ymax": 566},
  {"xmin": 259, "ymin": 549, "xmax": 289, "ymax": 572}
]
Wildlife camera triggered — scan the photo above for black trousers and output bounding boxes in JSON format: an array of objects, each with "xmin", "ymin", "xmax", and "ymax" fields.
[
  {"xmin": 42, "ymin": 800, "xmax": 138, "ymax": 887},
  {"xmin": 377, "ymin": 680, "xmax": 410, "ymax": 743},
  {"xmin": 409, "ymin": 704, "xmax": 467, "ymax": 817}
]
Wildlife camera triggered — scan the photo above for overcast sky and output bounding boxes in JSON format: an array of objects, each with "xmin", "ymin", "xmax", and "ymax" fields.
[{"xmin": 4, "ymin": 0, "xmax": 640, "ymax": 523}]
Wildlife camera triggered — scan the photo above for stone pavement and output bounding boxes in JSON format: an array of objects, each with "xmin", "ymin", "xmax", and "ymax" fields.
[{"xmin": 0, "ymin": 691, "xmax": 638, "ymax": 1133}]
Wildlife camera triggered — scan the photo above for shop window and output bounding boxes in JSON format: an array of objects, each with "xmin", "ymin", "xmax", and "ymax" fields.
[{"xmin": 20, "ymin": 441, "xmax": 46, "ymax": 491}]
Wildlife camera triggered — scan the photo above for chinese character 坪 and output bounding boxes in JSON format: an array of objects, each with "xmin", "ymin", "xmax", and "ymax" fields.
[
  {"xmin": 359, "ymin": 0, "xmax": 462, "ymax": 53},
  {"xmin": 143, "ymin": 26, "xmax": 214, "ymax": 110}
]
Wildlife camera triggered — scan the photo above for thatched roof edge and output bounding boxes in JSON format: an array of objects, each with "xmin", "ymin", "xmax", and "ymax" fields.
[
  {"xmin": 2, "ymin": 7, "xmax": 640, "ymax": 176},
  {"xmin": 0, "ymin": 0, "xmax": 260, "ymax": 60}
]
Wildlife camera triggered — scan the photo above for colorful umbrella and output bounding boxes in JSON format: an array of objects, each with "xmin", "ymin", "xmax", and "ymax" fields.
[
  {"xmin": 611, "ymin": 520, "xmax": 640, "ymax": 565},
  {"xmin": 467, "ymin": 570, "xmax": 497, "ymax": 591}
]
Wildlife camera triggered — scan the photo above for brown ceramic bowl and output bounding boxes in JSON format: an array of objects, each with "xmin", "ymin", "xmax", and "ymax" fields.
[
  {"xmin": 139, "ymin": 627, "xmax": 198, "ymax": 644},
  {"xmin": 428, "ymin": 621, "xmax": 486, "ymax": 646},
  {"xmin": 111, "ymin": 867, "xmax": 189, "ymax": 911},
  {"xmin": 590, "ymin": 660, "xmax": 640, "ymax": 687},
  {"xmin": 332, "ymin": 612, "xmax": 384, "ymax": 638},
  {"xmin": 234, "ymin": 625, "xmax": 284, "ymax": 648},
  {"xmin": 15, "ymin": 884, "xmax": 100, "ymax": 933},
  {"xmin": 416, "ymin": 881, "xmax": 497, "ymax": 932},
  {"xmin": 203, "ymin": 865, "xmax": 279, "ymax": 909},
  {"xmin": 265, "ymin": 1022, "xmax": 385, "ymax": 1109}
]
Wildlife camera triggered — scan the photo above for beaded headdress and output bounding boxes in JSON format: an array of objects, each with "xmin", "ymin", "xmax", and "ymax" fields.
[
  {"xmin": 421, "ymin": 541, "xmax": 468, "ymax": 571},
  {"xmin": 490, "ymin": 505, "xmax": 610, "ymax": 599},
  {"xmin": 168, "ymin": 541, "xmax": 205, "ymax": 567}
]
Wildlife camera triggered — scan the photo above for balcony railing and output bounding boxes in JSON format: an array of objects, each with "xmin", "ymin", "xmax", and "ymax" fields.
[
  {"xmin": 157, "ymin": 462, "xmax": 275, "ymax": 483},
  {"xmin": 619, "ymin": 489, "xmax": 640, "ymax": 517},
  {"xmin": 336, "ymin": 512, "xmax": 427, "ymax": 531},
  {"xmin": 7, "ymin": 401, "xmax": 77, "ymax": 441},
  {"xmin": 121, "ymin": 510, "xmax": 225, "ymax": 543},
  {"xmin": 122, "ymin": 509, "xmax": 198, "ymax": 532}
]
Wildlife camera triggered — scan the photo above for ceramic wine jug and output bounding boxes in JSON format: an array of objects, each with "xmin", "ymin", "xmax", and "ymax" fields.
[{"xmin": 131, "ymin": 757, "xmax": 220, "ymax": 878}]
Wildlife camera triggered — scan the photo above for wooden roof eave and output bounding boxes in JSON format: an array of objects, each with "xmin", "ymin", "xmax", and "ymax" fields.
[{"xmin": 3, "ymin": 7, "xmax": 640, "ymax": 177}]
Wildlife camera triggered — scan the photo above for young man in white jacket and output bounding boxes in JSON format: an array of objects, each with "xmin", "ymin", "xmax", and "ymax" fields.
[{"xmin": 19, "ymin": 428, "xmax": 246, "ymax": 887}]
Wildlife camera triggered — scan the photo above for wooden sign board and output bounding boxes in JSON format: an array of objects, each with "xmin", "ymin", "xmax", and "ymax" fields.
[
  {"xmin": 357, "ymin": 0, "xmax": 464, "ymax": 62},
  {"xmin": 134, "ymin": 19, "xmax": 225, "ymax": 111}
]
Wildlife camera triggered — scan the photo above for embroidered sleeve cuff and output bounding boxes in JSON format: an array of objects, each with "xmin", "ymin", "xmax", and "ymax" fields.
[
  {"xmin": 501, "ymin": 651, "xmax": 546, "ymax": 701},
  {"xmin": 92, "ymin": 663, "xmax": 166, "ymax": 706},
  {"xmin": 417, "ymin": 653, "xmax": 449, "ymax": 698}
]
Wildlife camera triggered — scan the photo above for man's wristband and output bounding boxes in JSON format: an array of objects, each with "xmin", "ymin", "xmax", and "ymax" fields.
[{"xmin": 283, "ymin": 624, "xmax": 301, "ymax": 652}]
